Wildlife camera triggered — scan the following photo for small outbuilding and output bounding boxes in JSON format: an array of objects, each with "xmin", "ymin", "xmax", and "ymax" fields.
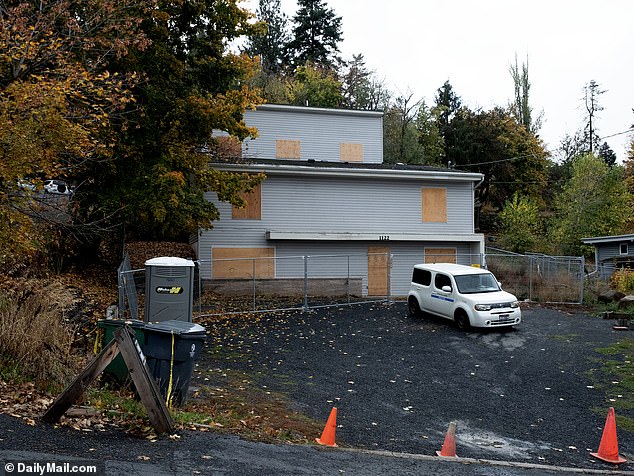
[{"xmin": 582, "ymin": 234, "xmax": 634, "ymax": 280}]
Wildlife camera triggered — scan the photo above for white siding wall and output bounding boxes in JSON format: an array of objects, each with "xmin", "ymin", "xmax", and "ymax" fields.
[
  {"xmin": 242, "ymin": 107, "xmax": 383, "ymax": 164},
  {"xmin": 198, "ymin": 172, "xmax": 481, "ymax": 294},
  {"xmin": 204, "ymin": 174, "xmax": 474, "ymax": 237}
]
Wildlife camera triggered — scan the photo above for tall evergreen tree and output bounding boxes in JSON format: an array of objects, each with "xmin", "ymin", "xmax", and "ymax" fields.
[
  {"xmin": 286, "ymin": 0, "xmax": 343, "ymax": 70},
  {"xmin": 341, "ymin": 54, "xmax": 372, "ymax": 109},
  {"xmin": 434, "ymin": 80, "xmax": 461, "ymax": 164},
  {"xmin": 598, "ymin": 141, "xmax": 617, "ymax": 167},
  {"xmin": 243, "ymin": 0, "xmax": 290, "ymax": 74}
]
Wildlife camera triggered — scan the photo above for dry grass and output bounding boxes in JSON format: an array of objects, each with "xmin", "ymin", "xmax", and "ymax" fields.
[{"xmin": 0, "ymin": 278, "xmax": 84, "ymax": 389}]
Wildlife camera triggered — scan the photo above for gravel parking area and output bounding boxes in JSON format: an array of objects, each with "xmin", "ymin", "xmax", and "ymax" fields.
[{"xmin": 200, "ymin": 302, "xmax": 634, "ymax": 470}]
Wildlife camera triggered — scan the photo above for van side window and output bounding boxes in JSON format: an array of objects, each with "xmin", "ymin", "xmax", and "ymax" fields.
[
  {"xmin": 412, "ymin": 268, "xmax": 431, "ymax": 286},
  {"xmin": 434, "ymin": 273, "xmax": 452, "ymax": 290}
]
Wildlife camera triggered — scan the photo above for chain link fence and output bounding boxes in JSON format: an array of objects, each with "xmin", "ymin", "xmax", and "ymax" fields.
[{"xmin": 117, "ymin": 250, "xmax": 586, "ymax": 319}]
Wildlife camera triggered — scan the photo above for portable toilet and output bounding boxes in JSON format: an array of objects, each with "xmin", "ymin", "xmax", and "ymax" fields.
[{"xmin": 144, "ymin": 256, "xmax": 195, "ymax": 322}]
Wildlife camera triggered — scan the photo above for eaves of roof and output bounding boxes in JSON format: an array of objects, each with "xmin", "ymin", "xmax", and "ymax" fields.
[
  {"xmin": 581, "ymin": 234, "xmax": 634, "ymax": 244},
  {"xmin": 254, "ymin": 103, "xmax": 384, "ymax": 118},
  {"xmin": 210, "ymin": 158, "xmax": 484, "ymax": 183}
]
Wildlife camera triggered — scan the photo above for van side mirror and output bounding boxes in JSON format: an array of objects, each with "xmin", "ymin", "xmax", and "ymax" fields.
[{"xmin": 441, "ymin": 285, "xmax": 452, "ymax": 293}]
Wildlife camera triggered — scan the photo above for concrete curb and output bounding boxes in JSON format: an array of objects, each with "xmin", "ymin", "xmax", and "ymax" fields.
[{"xmin": 331, "ymin": 446, "xmax": 634, "ymax": 474}]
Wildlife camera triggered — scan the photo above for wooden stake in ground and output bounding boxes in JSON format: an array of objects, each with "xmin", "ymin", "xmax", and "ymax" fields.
[{"xmin": 43, "ymin": 325, "xmax": 173, "ymax": 434}]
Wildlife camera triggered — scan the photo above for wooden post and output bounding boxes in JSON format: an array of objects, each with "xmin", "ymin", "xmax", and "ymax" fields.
[
  {"xmin": 43, "ymin": 324, "xmax": 174, "ymax": 434},
  {"xmin": 43, "ymin": 338, "xmax": 120, "ymax": 424},
  {"xmin": 113, "ymin": 327, "xmax": 173, "ymax": 434}
]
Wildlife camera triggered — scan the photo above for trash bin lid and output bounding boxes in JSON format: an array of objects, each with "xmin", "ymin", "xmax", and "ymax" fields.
[
  {"xmin": 144, "ymin": 319, "xmax": 205, "ymax": 335},
  {"xmin": 97, "ymin": 318, "xmax": 146, "ymax": 329}
]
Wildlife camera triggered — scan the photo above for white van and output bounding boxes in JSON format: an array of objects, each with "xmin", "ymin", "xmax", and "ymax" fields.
[{"xmin": 407, "ymin": 263, "xmax": 521, "ymax": 330}]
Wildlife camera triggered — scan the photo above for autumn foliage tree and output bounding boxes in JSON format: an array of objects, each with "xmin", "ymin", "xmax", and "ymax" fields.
[
  {"xmin": 0, "ymin": 0, "xmax": 149, "ymax": 269},
  {"xmin": 1, "ymin": 0, "xmax": 267, "ymax": 269}
]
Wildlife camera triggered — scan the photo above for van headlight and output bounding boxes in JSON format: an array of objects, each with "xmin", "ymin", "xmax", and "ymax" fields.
[
  {"xmin": 510, "ymin": 301, "xmax": 519, "ymax": 308},
  {"xmin": 475, "ymin": 304, "xmax": 492, "ymax": 311}
]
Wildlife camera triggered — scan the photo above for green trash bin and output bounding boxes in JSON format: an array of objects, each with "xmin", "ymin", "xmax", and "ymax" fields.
[
  {"xmin": 142, "ymin": 320, "xmax": 206, "ymax": 406},
  {"xmin": 96, "ymin": 319, "xmax": 146, "ymax": 383}
]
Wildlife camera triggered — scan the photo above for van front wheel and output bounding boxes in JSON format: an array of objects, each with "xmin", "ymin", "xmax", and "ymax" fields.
[
  {"xmin": 455, "ymin": 311, "xmax": 470, "ymax": 331},
  {"xmin": 408, "ymin": 297, "xmax": 422, "ymax": 318}
]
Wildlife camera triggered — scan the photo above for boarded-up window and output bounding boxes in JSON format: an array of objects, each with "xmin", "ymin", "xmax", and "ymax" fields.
[
  {"xmin": 340, "ymin": 143, "xmax": 363, "ymax": 162},
  {"xmin": 212, "ymin": 247, "xmax": 274, "ymax": 279},
  {"xmin": 276, "ymin": 139, "xmax": 301, "ymax": 159},
  {"xmin": 422, "ymin": 187, "xmax": 447, "ymax": 223},
  {"xmin": 214, "ymin": 136, "xmax": 242, "ymax": 159},
  {"xmin": 424, "ymin": 248, "xmax": 456, "ymax": 264},
  {"xmin": 232, "ymin": 184, "xmax": 261, "ymax": 220}
]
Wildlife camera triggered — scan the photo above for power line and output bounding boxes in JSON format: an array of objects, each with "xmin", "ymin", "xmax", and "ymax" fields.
[{"xmin": 599, "ymin": 128, "xmax": 634, "ymax": 140}]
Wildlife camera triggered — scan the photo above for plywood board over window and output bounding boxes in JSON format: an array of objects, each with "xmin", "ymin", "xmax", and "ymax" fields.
[
  {"xmin": 424, "ymin": 248, "xmax": 456, "ymax": 264},
  {"xmin": 212, "ymin": 247, "xmax": 274, "ymax": 279},
  {"xmin": 422, "ymin": 187, "xmax": 447, "ymax": 223},
  {"xmin": 214, "ymin": 136, "xmax": 242, "ymax": 160},
  {"xmin": 232, "ymin": 184, "xmax": 261, "ymax": 220},
  {"xmin": 340, "ymin": 143, "xmax": 363, "ymax": 162},
  {"xmin": 276, "ymin": 139, "xmax": 301, "ymax": 159}
]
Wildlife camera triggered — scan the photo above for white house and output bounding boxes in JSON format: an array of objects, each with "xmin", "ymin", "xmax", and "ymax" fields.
[{"xmin": 192, "ymin": 104, "xmax": 485, "ymax": 296}]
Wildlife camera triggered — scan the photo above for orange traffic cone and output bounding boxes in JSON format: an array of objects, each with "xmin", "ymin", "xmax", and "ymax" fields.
[
  {"xmin": 436, "ymin": 421, "xmax": 458, "ymax": 457},
  {"xmin": 316, "ymin": 407, "xmax": 338, "ymax": 447},
  {"xmin": 591, "ymin": 407, "xmax": 627, "ymax": 464}
]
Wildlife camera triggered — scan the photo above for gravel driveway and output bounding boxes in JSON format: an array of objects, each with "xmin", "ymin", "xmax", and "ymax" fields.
[{"xmin": 200, "ymin": 302, "xmax": 634, "ymax": 470}]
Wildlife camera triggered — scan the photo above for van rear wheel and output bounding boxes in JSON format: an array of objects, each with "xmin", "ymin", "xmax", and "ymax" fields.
[
  {"xmin": 455, "ymin": 311, "xmax": 470, "ymax": 331},
  {"xmin": 408, "ymin": 297, "xmax": 422, "ymax": 318}
]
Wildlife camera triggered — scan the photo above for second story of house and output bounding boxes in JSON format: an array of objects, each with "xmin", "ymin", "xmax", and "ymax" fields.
[
  {"xmin": 204, "ymin": 160, "xmax": 483, "ymax": 240},
  {"xmin": 237, "ymin": 104, "xmax": 384, "ymax": 164}
]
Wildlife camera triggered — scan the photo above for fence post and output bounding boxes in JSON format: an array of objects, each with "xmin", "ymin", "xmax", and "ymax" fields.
[
  {"xmin": 347, "ymin": 255, "xmax": 351, "ymax": 304},
  {"xmin": 579, "ymin": 256, "xmax": 585, "ymax": 304},
  {"xmin": 528, "ymin": 255, "xmax": 533, "ymax": 302},
  {"xmin": 252, "ymin": 258, "xmax": 256, "ymax": 311},
  {"xmin": 117, "ymin": 266, "xmax": 124, "ymax": 317},
  {"xmin": 303, "ymin": 256, "xmax": 309, "ymax": 310}
]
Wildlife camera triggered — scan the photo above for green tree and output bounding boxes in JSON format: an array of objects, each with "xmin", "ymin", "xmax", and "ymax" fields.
[
  {"xmin": 414, "ymin": 101, "xmax": 444, "ymax": 166},
  {"xmin": 434, "ymin": 80, "xmax": 461, "ymax": 164},
  {"xmin": 286, "ymin": 0, "xmax": 343, "ymax": 70},
  {"xmin": 598, "ymin": 141, "xmax": 617, "ymax": 167},
  {"xmin": 341, "ymin": 54, "xmax": 372, "ymax": 110},
  {"xmin": 498, "ymin": 193, "xmax": 543, "ymax": 253},
  {"xmin": 286, "ymin": 62, "xmax": 342, "ymax": 107},
  {"xmin": 72, "ymin": 0, "xmax": 267, "ymax": 245},
  {"xmin": 446, "ymin": 107, "xmax": 549, "ymax": 217},
  {"xmin": 509, "ymin": 54, "xmax": 542, "ymax": 133},
  {"xmin": 383, "ymin": 92, "xmax": 423, "ymax": 164},
  {"xmin": 243, "ymin": 0, "xmax": 289, "ymax": 74},
  {"xmin": 551, "ymin": 153, "xmax": 632, "ymax": 256}
]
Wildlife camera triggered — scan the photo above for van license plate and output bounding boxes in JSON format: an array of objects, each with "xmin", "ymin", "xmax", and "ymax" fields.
[{"xmin": 499, "ymin": 314, "xmax": 509, "ymax": 319}]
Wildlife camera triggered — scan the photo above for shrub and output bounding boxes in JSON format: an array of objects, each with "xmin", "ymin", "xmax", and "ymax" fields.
[
  {"xmin": 610, "ymin": 269, "xmax": 634, "ymax": 294},
  {"xmin": 0, "ymin": 278, "xmax": 84, "ymax": 388}
]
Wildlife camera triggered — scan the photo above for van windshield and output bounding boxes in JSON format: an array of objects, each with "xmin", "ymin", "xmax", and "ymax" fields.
[{"xmin": 454, "ymin": 273, "xmax": 500, "ymax": 294}]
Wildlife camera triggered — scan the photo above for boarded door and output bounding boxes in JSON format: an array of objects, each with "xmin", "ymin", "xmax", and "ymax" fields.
[
  {"xmin": 424, "ymin": 248, "xmax": 456, "ymax": 264},
  {"xmin": 368, "ymin": 246, "xmax": 390, "ymax": 296}
]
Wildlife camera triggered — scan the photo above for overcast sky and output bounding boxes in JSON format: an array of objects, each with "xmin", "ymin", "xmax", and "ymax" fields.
[{"xmin": 242, "ymin": 0, "xmax": 634, "ymax": 162}]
